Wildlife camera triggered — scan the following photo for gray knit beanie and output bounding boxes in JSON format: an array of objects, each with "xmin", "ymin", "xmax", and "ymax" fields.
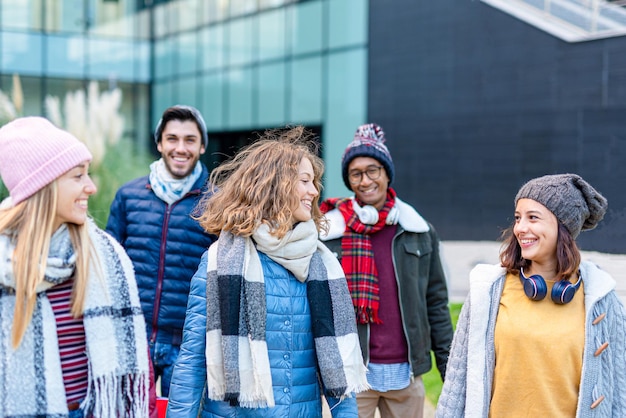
[{"xmin": 515, "ymin": 173, "xmax": 608, "ymax": 238}]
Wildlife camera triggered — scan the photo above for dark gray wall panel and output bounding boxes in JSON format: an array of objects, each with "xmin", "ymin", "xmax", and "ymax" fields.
[{"xmin": 368, "ymin": 0, "xmax": 626, "ymax": 252}]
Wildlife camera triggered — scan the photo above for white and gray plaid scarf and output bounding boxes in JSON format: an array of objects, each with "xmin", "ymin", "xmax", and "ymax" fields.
[
  {"xmin": 205, "ymin": 220, "xmax": 369, "ymax": 408},
  {"xmin": 0, "ymin": 220, "xmax": 149, "ymax": 417}
]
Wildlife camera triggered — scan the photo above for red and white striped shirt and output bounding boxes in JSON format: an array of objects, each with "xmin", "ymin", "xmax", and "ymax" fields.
[{"xmin": 47, "ymin": 279, "xmax": 89, "ymax": 404}]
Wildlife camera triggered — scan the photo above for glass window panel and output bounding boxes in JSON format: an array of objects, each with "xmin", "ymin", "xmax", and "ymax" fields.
[
  {"xmin": 259, "ymin": 8, "xmax": 286, "ymax": 61},
  {"xmin": 175, "ymin": 76, "xmax": 198, "ymax": 109},
  {"xmin": 0, "ymin": 74, "xmax": 13, "ymax": 103},
  {"xmin": 46, "ymin": 35, "xmax": 85, "ymax": 77},
  {"xmin": 88, "ymin": 38, "xmax": 136, "ymax": 82},
  {"xmin": 44, "ymin": 0, "xmax": 86, "ymax": 33},
  {"xmin": 200, "ymin": 72, "xmax": 224, "ymax": 130},
  {"xmin": 176, "ymin": 0, "xmax": 201, "ymax": 32},
  {"xmin": 226, "ymin": 67, "xmax": 253, "ymax": 128},
  {"xmin": 290, "ymin": 56, "xmax": 322, "ymax": 123},
  {"xmin": 259, "ymin": 0, "xmax": 290, "ymax": 9},
  {"xmin": 328, "ymin": 0, "xmax": 368, "ymax": 49},
  {"xmin": 152, "ymin": 81, "xmax": 174, "ymax": 129},
  {"xmin": 20, "ymin": 75, "xmax": 42, "ymax": 117},
  {"xmin": 89, "ymin": 0, "xmax": 141, "ymax": 39},
  {"xmin": 134, "ymin": 7, "xmax": 151, "ymax": 40},
  {"xmin": 89, "ymin": 13, "xmax": 133, "ymax": 38},
  {"xmin": 227, "ymin": 18, "xmax": 254, "ymax": 67},
  {"xmin": 153, "ymin": 2, "xmax": 173, "ymax": 38},
  {"xmin": 177, "ymin": 31, "xmax": 198, "ymax": 76},
  {"xmin": 0, "ymin": 74, "xmax": 42, "ymax": 118},
  {"xmin": 200, "ymin": 25, "xmax": 224, "ymax": 71},
  {"xmin": 134, "ymin": 40, "xmax": 151, "ymax": 83},
  {"xmin": 133, "ymin": 83, "xmax": 150, "ymax": 150},
  {"xmin": 327, "ymin": 49, "xmax": 366, "ymax": 121},
  {"xmin": 45, "ymin": 77, "xmax": 84, "ymax": 99},
  {"xmin": 43, "ymin": 0, "xmax": 59, "ymax": 31},
  {"xmin": 325, "ymin": 49, "xmax": 367, "ymax": 197},
  {"xmin": 291, "ymin": 1, "xmax": 323, "ymax": 55},
  {"xmin": 44, "ymin": 77, "xmax": 85, "ymax": 123},
  {"xmin": 1, "ymin": 32, "xmax": 43, "ymax": 76},
  {"xmin": 114, "ymin": 81, "xmax": 149, "ymax": 149},
  {"xmin": 230, "ymin": 0, "xmax": 257, "ymax": 17},
  {"xmin": 202, "ymin": 0, "xmax": 229, "ymax": 24},
  {"xmin": 154, "ymin": 37, "xmax": 174, "ymax": 79},
  {"xmin": 3, "ymin": 0, "xmax": 44, "ymax": 30},
  {"xmin": 258, "ymin": 62, "xmax": 286, "ymax": 126}
]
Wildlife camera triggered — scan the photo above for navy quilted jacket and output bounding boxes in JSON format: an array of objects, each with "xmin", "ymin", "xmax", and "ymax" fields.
[{"xmin": 105, "ymin": 163, "xmax": 217, "ymax": 345}]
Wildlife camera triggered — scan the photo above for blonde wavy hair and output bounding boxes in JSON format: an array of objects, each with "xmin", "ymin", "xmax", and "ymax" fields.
[
  {"xmin": 0, "ymin": 182, "xmax": 94, "ymax": 349},
  {"xmin": 196, "ymin": 126, "xmax": 327, "ymax": 239}
]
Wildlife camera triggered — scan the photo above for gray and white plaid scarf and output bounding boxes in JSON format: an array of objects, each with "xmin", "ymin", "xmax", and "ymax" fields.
[
  {"xmin": 0, "ymin": 220, "xmax": 149, "ymax": 417},
  {"xmin": 205, "ymin": 220, "xmax": 369, "ymax": 408}
]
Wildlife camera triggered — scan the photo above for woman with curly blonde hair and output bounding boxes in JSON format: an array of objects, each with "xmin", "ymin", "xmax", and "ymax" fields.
[
  {"xmin": 167, "ymin": 126, "xmax": 369, "ymax": 417},
  {"xmin": 195, "ymin": 126, "xmax": 327, "ymax": 238},
  {"xmin": 0, "ymin": 117, "xmax": 151, "ymax": 417}
]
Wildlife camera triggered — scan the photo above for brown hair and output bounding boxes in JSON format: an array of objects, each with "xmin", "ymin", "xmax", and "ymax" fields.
[
  {"xmin": 0, "ymin": 181, "xmax": 93, "ymax": 348},
  {"xmin": 499, "ymin": 222, "xmax": 581, "ymax": 280},
  {"xmin": 195, "ymin": 126, "xmax": 326, "ymax": 239}
]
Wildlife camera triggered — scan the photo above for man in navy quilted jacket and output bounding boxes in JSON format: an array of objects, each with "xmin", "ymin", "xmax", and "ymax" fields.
[{"xmin": 106, "ymin": 105, "xmax": 217, "ymax": 397}]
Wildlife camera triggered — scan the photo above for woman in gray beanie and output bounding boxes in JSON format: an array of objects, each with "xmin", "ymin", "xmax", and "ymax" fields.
[{"xmin": 437, "ymin": 173, "xmax": 626, "ymax": 417}]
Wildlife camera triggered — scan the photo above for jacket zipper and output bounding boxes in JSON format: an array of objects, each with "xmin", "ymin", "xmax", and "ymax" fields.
[
  {"xmin": 148, "ymin": 187, "xmax": 203, "ymax": 344},
  {"xmin": 150, "ymin": 202, "xmax": 173, "ymax": 343},
  {"xmin": 390, "ymin": 226, "xmax": 414, "ymax": 377}
]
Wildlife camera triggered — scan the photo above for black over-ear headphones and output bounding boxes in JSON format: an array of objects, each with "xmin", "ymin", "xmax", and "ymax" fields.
[{"xmin": 519, "ymin": 268, "xmax": 582, "ymax": 305}]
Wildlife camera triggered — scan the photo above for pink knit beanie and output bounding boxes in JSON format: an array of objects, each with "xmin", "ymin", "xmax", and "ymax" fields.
[{"xmin": 0, "ymin": 117, "xmax": 92, "ymax": 205}]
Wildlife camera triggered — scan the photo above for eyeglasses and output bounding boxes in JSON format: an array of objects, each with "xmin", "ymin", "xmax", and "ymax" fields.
[{"xmin": 348, "ymin": 165, "xmax": 384, "ymax": 185}]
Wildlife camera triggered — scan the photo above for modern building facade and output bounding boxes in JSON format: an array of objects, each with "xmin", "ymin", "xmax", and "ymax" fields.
[
  {"xmin": 367, "ymin": 0, "xmax": 626, "ymax": 253},
  {"xmin": 2, "ymin": 0, "xmax": 626, "ymax": 252},
  {"xmin": 0, "ymin": 0, "xmax": 367, "ymax": 200}
]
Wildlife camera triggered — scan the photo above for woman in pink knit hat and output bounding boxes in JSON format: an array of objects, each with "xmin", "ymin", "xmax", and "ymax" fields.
[{"xmin": 0, "ymin": 117, "xmax": 152, "ymax": 417}]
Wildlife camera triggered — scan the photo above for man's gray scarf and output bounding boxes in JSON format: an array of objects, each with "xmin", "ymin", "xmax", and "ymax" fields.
[
  {"xmin": 0, "ymin": 220, "xmax": 149, "ymax": 417},
  {"xmin": 205, "ymin": 220, "xmax": 369, "ymax": 408}
]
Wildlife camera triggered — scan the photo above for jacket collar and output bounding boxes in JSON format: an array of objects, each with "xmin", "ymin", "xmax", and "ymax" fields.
[
  {"xmin": 192, "ymin": 162, "xmax": 210, "ymax": 191},
  {"xmin": 320, "ymin": 196, "xmax": 429, "ymax": 241},
  {"xmin": 469, "ymin": 261, "xmax": 616, "ymax": 300},
  {"xmin": 579, "ymin": 261, "xmax": 616, "ymax": 313}
]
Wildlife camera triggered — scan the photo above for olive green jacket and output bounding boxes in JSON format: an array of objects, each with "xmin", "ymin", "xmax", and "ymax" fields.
[{"xmin": 320, "ymin": 197, "xmax": 453, "ymax": 380}]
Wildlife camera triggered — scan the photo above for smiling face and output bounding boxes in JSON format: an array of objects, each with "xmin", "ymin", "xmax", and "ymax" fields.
[
  {"xmin": 514, "ymin": 198, "xmax": 559, "ymax": 272},
  {"xmin": 292, "ymin": 157, "xmax": 319, "ymax": 224},
  {"xmin": 347, "ymin": 156, "xmax": 390, "ymax": 210},
  {"xmin": 157, "ymin": 119, "xmax": 206, "ymax": 179},
  {"xmin": 54, "ymin": 161, "xmax": 97, "ymax": 231}
]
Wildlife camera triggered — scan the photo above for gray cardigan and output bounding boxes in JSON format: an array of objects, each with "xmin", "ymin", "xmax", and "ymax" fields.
[{"xmin": 436, "ymin": 261, "xmax": 626, "ymax": 418}]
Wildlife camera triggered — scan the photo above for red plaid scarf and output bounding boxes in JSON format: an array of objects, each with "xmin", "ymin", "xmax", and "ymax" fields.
[{"xmin": 320, "ymin": 188, "xmax": 397, "ymax": 324}]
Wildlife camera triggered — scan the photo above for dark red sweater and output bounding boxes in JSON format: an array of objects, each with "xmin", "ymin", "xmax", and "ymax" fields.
[{"xmin": 369, "ymin": 224, "xmax": 409, "ymax": 364}]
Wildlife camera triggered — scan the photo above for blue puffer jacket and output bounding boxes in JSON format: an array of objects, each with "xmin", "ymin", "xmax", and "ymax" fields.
[
  {"xmin": 105, "ymin": 163, "xmax": 217, "ymax": 345},
  {"xmin": 167, "ymin": 251, "xmax": 358, "ymax": 418}
]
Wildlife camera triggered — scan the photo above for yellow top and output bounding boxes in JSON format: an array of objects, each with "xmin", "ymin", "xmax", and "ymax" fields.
[{"xmin": 490, "ymin": 272, "xmax": 585, "ymax": 417}]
